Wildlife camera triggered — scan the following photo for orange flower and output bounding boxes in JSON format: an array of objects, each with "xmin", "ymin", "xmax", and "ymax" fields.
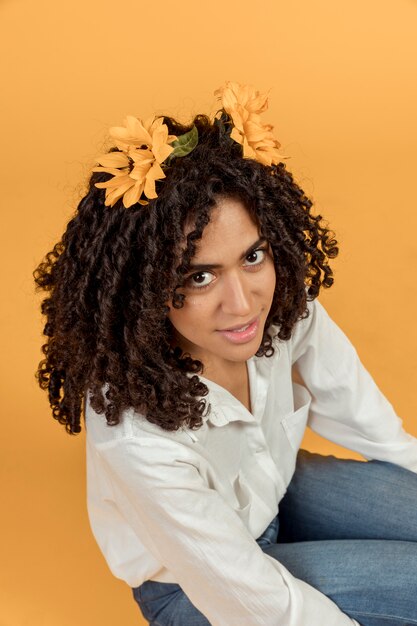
[
  {"xmin": 214, "ymin": 81, "xmax": 286, "ymax": 166},
  {"xmin": 93, "ymin": 116, "xmax": 177, "ymax": 208}
]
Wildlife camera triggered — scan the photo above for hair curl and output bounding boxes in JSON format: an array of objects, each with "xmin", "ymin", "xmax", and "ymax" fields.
[{"xmin": 34, "ymin": 113, "xmax": 338, "ymax": 435}]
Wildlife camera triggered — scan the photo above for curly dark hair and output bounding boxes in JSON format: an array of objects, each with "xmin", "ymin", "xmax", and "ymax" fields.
[{"xmin": 34, "ymin": 112, "xmax": 338, "ymax": 435}]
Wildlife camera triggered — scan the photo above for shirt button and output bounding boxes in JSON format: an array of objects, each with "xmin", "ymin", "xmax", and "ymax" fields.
[{"xmin": 255, "ymin": 446, "xmax": 264, "ymax": 453}]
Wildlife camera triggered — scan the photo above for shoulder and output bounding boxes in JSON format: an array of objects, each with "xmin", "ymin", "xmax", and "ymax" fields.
[
  {"xmin": 85, "ymin": 390, "xmax": 202, "ymax": 456},
  {"xmin": 269, "ymin": 298, "xmax": 337, "ymax": 362}
]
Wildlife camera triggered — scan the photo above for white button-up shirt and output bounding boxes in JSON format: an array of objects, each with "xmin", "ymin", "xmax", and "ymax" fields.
[{"xmin": 85, "ymin": 299, "xmax": 417, "ymax": 626}]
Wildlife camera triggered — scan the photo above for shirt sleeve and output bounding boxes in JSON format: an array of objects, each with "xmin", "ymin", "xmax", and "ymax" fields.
[
  {"xmin": 97, "ymin": 436, "xmax": 359, "ymax": 626},
  {"xmin": 290, "ymin": 297, "xmax": 417, "ymax": 472}
]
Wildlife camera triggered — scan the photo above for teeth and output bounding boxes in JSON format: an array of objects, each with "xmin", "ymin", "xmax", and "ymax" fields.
[{"xmin": 232, "ymin": 323, "xmax": 250, "ymax": 333}]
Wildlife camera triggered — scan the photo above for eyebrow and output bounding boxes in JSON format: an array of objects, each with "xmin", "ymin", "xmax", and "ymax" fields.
[{"xmin": 187, "ymin": 237, "xmax": 268, "ymax": 272}]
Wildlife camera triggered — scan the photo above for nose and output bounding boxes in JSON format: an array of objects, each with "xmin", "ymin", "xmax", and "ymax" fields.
[{"xmin": 220, "ymin": 272, "xmax": 252, "ymax": 317}]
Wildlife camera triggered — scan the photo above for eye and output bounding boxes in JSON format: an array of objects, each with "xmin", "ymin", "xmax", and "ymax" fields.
[
  {"xmin": 185, "ymin": 271, "xmax": 215, "ymax": 290},
  {"xmin": 244, "ymin": 247, "xmax": 267, "ymax": 267}
]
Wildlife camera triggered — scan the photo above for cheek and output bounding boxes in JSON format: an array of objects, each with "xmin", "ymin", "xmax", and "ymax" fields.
[
  {"xmin": 168, "ymin": 296, "xmax": 210, "ymax": 331},
  {"xmin": 263, "ymin": 263, "xmax": 276, "ymax": 295}
]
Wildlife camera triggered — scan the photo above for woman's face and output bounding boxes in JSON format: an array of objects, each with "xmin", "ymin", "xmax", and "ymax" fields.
[{"xmin": 167, "ymin": 197, "xmax": 276, "ymax": 375}]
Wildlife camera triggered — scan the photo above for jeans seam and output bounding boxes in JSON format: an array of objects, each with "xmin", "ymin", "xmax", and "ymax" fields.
[
  {"xmin": 132, "ymin": 589, "xmax": 153, "ymax": 620},
  {"xmin": 346, "ymin": 609, "xmax": 417, "ymax": 624}
]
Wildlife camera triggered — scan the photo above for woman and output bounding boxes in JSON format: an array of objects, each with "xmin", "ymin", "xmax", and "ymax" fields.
[{"xmin": 34, "ymin": 82, "xmax": 417, "ymax": 626}]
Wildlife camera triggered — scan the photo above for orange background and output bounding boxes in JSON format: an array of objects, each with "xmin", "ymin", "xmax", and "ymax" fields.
[{"xmin": 1, "ymin": 1, "xmax": 417, "ymax": 624}]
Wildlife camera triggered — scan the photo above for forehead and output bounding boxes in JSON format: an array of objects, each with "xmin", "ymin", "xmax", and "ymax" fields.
[{"xmin": 186, "ymin": 196, "xmax": 260, "ymax": 258}]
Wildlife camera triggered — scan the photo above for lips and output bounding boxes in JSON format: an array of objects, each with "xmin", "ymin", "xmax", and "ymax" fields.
[
  {"xmin": 217, "ymin": 316, "xmax": 260, "ymax": 344},
  {"xmin": 220, "ymin": 315, "xmax": 259, "ymax": 332}
]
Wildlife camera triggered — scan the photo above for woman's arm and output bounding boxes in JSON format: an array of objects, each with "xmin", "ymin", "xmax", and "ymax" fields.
[
  {"xmin": 290, "ymin": 298, "xmax": 417, "ymax": 472},
  {"xmin": 95, "ymin": 435, "xmax": 359, "ymax": 626}
]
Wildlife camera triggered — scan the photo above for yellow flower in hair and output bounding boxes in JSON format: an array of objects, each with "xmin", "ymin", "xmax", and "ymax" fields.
[
  {"xmin": 93, "ymin": 116, "xmax": 177, "ymax": 208},
  {"xmin": 214, "ymin": 81, "xmax": 286, "ymax": 166},
  {"xmin": 92, "ymin": 82, "xmax": 285, "ymax": 208}
]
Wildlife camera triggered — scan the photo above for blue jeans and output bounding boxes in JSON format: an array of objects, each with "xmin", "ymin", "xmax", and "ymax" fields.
[{"xmin": 132, "ymin": 449, "xmax": 417, "ymax": 625}]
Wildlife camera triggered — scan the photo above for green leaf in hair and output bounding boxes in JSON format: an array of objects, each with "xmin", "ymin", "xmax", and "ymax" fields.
[{"xmin": 168, "ymin": 125, "xmax": 199, "ymax": 160}]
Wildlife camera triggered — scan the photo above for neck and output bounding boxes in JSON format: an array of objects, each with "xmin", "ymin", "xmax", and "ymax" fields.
[{"xmin": 203, "ymin": 361, "xmax": 251, "ymax": 411}]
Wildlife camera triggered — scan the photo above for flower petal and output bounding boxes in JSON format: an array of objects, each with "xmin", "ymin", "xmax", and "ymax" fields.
[
  {"xmin": 130, "ymin": 160, "xmax": 152, "ymax": 182},
  {"xmin": 221, "ymin": 90, "xmax": 238, "ymax": 112},
  {"xmin": 95, "ymin": 173, "xmax": 132, "ymax": 189},
  {"xmin": 246, "ymin": 91, "xmax": 269, "ymax": 114},
  {"xmin": 95, "ymin": 152, "xmax": 130, "ymax": 168},
  {"xmin": 144, "ymin": 176, "xmax": 158, "ymax": 199},
  {"xmin": 92, "ymin": 166, "xmax": 129, "ymax": 176},
  {"xmin": 129, "ymin": 147, "xmax": 154, "ymax": 163},
  {"xmin": 142, "ymin": 162, "xmax": 165, "ymax": 199},
  {"xmin": 254, "ymin": 149, "xmax": 272, "ymax": 166},
  {"xmin": 143, "ymin": 115, "xmax": 157, "ymax": 134},
  {"xmin": 146, "ymin": 161, "xmax": 165, "ymax": 182},
  {"xmin": 149, "ymin": 117, "xmax": 165, "ymax": 132},
  {"xmin": 110, "ymin": 116, "xmax": 152, "ymax": 147},
  {"xmin": 105, "ymin": 180, "xmax": 136, "ymax": 206},
  {"xmin": 153, "ymin": 142, "xmax": 174, "ymax": 164},
  {"xmin": 123, "ymin": 181, "xmax": 145, "ymax": 207},
  {"xmin": 242, "ymin": 135, "xmax": 256, "ymax": 159},
  {"xmin": 151, "ymin": 124, "xmax": 175, "ymax": 163},
  {"xmin": 215, "ymin": 81, "xmax": 241, "ymax": 112},
  {"xmin": 244, "ymin": 120, "xmax": 270, "ymax": 143},
  {"xmin": 229, "ymin": 110, "xmax": 245, "ymax": 133}
]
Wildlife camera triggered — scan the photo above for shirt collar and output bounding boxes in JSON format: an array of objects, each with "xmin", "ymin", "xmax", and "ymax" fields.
[{"xmin": 197, "ymin": 354, "xmax": 275, "ymax": 427}]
